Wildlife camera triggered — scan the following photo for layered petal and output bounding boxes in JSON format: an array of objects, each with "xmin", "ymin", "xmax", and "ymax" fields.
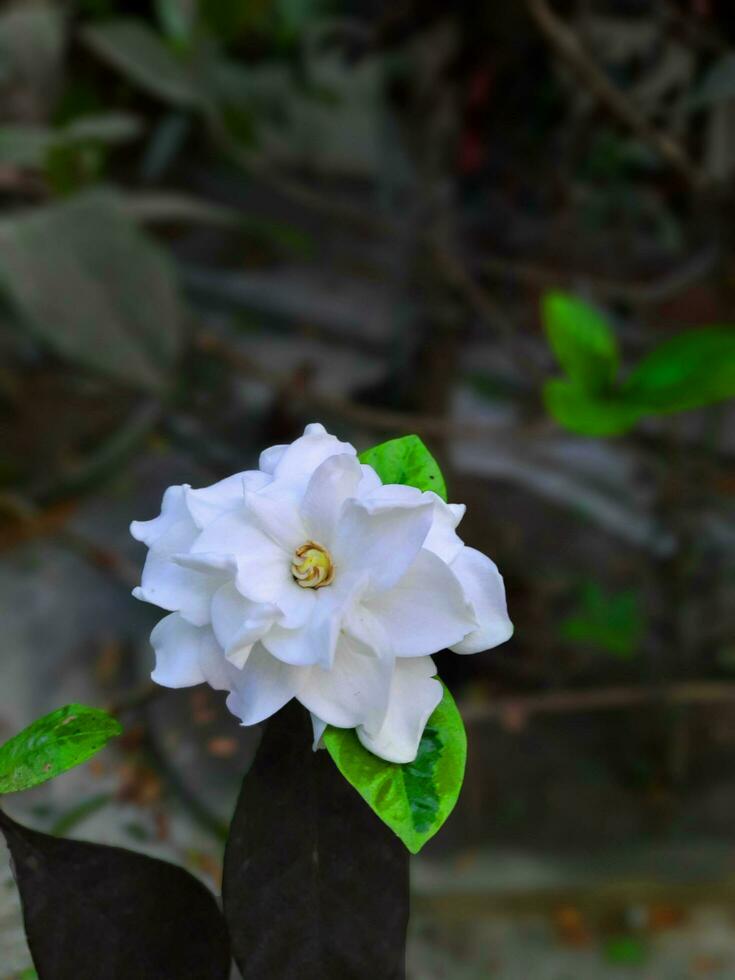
[
  {"xmin": 357, "ymin": 657, "xmax": 442, "ymax": 764},
  {"xmin": 226, "ymin": 645, "xmax": 299, "ymax": 726},
  {"xmin": 448, "ymin": 546, "xmax": 513, "ymax": 654},
  {"xmin": 296, "ymin": 634, "xmax": 393, "ymax": 731},
  {"xmin": 133, "ymin": 517, "xmax": 223, "ymax": 626},
  {"xmin": 150, "ymin": 613, "xmax": 233, "ymax": 691},
  {"xmin": 185, "ymin": 470, "xmax": 269, "ymax": 530},
  {"xmin": 242, "ymin": 486, "xmax": 306, "ymax": 552},
  {"xmin": 332, "ymin": 491, "xmax": 434, "ymax": 594},
  {"xmin": 211, "ymin": 582, "xmax": 278, "ymax": 667},
  {"xmin": 130, "ymin": 484, "xmax": 191, "ymax": 547},
  {"xmin": 424, "ymin": 498, "xmax": 465, "ymax": 563},
  {"xmin": 301, "ymin": 453, "xmax": 363, "ymax": 546},
  {"xmin": 365, "ymin": 549, "xmax": 476, "ymax": 657},
  {"xmin": 268, "ymin": 422, "xmax": 356, "ymax": 482}
]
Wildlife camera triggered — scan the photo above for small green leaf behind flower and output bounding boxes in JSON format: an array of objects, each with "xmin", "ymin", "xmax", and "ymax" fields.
[
  {"xmin": 541, "ymin": 291, "xmax": 735, "ymax": 436},
  {"xmin": 359, "ymin": 434, "xmax": 447, "ymax": 501},
  {"xmin": 323, "ymin": 683, "xmax": 466, "ymax": 853},
  {"xmin": 542, "ymin": 291, "xmax": 619, "ymax": 392},
  {"xmin": 0, "ymin": 704, "xmax": 122, "ymax": 795}
]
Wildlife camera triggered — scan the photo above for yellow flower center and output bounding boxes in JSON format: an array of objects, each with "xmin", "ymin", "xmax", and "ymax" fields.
[{"xmin": 291, "ymin": 541, "xmax": 334, "ymax": 589}]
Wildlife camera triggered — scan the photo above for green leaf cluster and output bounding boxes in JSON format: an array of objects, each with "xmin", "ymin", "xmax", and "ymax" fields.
[
  {"xmin": 541, "ymin": 291, "xmax": 735, "ymax": 435},
  {"xmin": 0, "ymin": 704, "xmax": 122, "ymax": 795}
]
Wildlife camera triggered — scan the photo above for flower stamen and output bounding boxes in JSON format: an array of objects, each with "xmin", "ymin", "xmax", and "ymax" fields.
[{"xmin": 291, "ymin": 541, "xmax": 334, "ymax": 589}]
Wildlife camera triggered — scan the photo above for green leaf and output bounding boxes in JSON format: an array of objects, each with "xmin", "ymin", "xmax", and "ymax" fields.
[
  {"xmin": 560, "ymin": 583, "xmax": 645, "ymax": 660},
  {"xmin": 0, "ymin": 704, "xmax": 122, "ymax": 794},
  {"xmin": 542, "ymin": 291, "xmax": 619, "ymax": 391},
  {"xmin": 323, "ymin": 682, "xmax": 466, "ymax": 853},
  {"xmin": 622, "ymin": 326, "xmax": 735, "ymax": 415},
  {"xmin": 81, "ymin": 19, "xmax": 207, "ymax": 110},
  {"xmin": 0, "ymin": 189, "xmax": 183, "ymax": 389},
  {"xmin": 358, "ymin": 434, "xmax": 447, "ymax": 501},
  {"xmin": 543, "ymin": 379, "xmax": 641, "ymax": 436}
]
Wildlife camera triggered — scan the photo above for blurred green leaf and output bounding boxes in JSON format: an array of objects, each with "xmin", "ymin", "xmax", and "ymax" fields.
[
  {"xmin": 0, "ymin": 190, "xmax": 183, "ymax": 389},
  {"xmin": 0, "ymin": 705, "xmax": 122, "ymax": 795},
  {"xmin": 542, "ymin": 291, "xmax": 619, "ymax": 392},
  {"xmin": 155, "ymin": 0, "xmax": 196, "ymax": 50},
  {"xmin": 323, "ymin": 683, "xmax": 466, "ymax": 853},
  {"xmin": 622, "ymin": 326, "xmax": 735, "ymax": 415},
  {"xmin": 359, "ymin": 434, "xmax": 447, "ymax": 501},
  {"xmin": 561, "ymin": 583, "xmax": 645, "ymax": 660},
  {"xmin": 543, "ymin": 379, "xmax": 640, "ymax": 436},
  {"xmin": 0, "ymin": 114, "xmax": 143, "ymax": 170},
  {"xmin": 81, "ymin": 19, "xmax": 207, "ymax": 109},
  {"xmin": 603, "ymin": 936, "xmax": 647, "ymax": 966}
]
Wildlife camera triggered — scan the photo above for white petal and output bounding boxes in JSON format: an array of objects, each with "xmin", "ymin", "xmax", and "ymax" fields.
[
  {"xmin": 226, "ymin": 645, "xmax": 299, "ymax": 726},
  {"xmin": 357, "ymin": 657, "xmax": 442, "ymax": 764},
  {"xmin": 211, "ymin": 582, "xmax": 277, "ymax": 666},
  {"xmin": 259, "ymin": 443, "xmax": 287, "ymax": 474},
  {"xmin": 130, "ymin": 485, "xmax": 191, "ymax": 547},
  {"xmin": 448, "ymin": 546, "xmax": 513, "ymax": 654},
  {"xmin": 172, "ymin": 552, "xmax": 236, "ymax": 575},
  {"xmin": 133, "ymin": 518, "xmax": 221, "ymax": 626},
  {"xmin": 301, "ymin": 453, "xmax": 363, "ymax": 546},
  {"xmin": 343, "ymin": 601, "xmax": 393, "ymax": 658},
  {"xmin": 332, "ymin": 494, "xmax": 434, "ymax": 593},
  {"xmin": 296, "ymin": 635, "xmax": 393, "ymax": 730},
  {"xmin": 310, "ymin": 714, "xmax": 327, "ymax": 750},
  {"xmin": 185, "ymin": 471, "xmax": 269, "ymax": 530},
  {"xmin": 365, "ymin": 549, "xmax": 476, "ymax": 656},
  {"xmin": 243, "ymin": 487, "xmax": 306, "ymax": 552},
  {"xmin": 192, "ymin": 510, "xmax": 292, "ymax": 605},
  {"xmin": 261, "ymin": 587, "xmax": 342, "ymax": 667},
  {"xmin": 270, "ymin": 423, "xmax": 356, "ymax": 481},
  {"xmin": 424, "ymin": 499, "xmax": 465, "ymax": 563},
  {"xmin": 150, "ymin": 613, "xmax": 232, "ymax": 691},
  {"xmin": 357, "ymin": 463, "xmax": 382, "ymax": 495}
]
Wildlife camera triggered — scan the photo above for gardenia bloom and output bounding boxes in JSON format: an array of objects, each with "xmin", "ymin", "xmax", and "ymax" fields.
[{"xmin": 131, "ymin": 424, "xmax": 512, "ymax": 763}]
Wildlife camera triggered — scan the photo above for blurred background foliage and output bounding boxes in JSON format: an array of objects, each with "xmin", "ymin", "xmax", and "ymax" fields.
[{"xmin": 1, "ymin": 0, "xmax": 735, "ymax": 977}]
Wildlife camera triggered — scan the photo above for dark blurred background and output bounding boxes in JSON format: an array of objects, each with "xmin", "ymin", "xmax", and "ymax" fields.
[{"xmin": 1, "ymin": 0, "xmax": 735, "ymax": 976}]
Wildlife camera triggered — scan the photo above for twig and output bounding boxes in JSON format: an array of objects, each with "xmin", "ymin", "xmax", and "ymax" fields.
[
  {"xmin": 525, "ymin": 0, "xmax": 704, "ymax": 189},
  {"xmin": 194, "ymin": 331, "xmax": 552, "ymax": 442},
  {"xmin": 462, "ymin": 680, "xmax": 735, "ymax": 725},
  {"xmin": 479, "ymin": 245, "xmax": 719, "ymax": 306}
]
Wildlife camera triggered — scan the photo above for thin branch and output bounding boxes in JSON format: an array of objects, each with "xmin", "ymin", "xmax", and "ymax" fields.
[
  {"xmin": 194, "ymin": 331, "xmax": 552, "ymax": 442},
  {"xmin": 462, "ymin": 680, "xmax": 735, "ymax": 725},
  {"xmin": 479, "ymin": 245, "xmax": 719, "ymax": 306},
  {"xmin": 526, "ymin": 0, "xmax": 704, "ymax": 189}
]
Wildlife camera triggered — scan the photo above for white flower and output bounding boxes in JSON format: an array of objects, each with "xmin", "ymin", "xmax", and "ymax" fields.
[{"xmin": 131, "ymin": 423, "xmax": 512, "ymax": 763}]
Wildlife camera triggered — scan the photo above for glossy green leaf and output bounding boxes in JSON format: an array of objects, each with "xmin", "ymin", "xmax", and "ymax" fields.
[
  {"xmin": 358, "ymin": 434, "xmax": 447, "ymax": 501},
  {"xmin": 542, "ymin": 291, "xmax": 619, "ymax": 391},
  {"xmin": 323, "ymin": 683, "xmax": 466, "ymax": 853},
  {"xmin": 0, "ymin": 704, "xmax": 122, "ymax": 794},
  {"xmin": 622, "ymin": 326, "xmax": 735, "ymax": 414},
  {"xmin": 543, "ymin": 379, "xmax": 641, "ymax": 436}
]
